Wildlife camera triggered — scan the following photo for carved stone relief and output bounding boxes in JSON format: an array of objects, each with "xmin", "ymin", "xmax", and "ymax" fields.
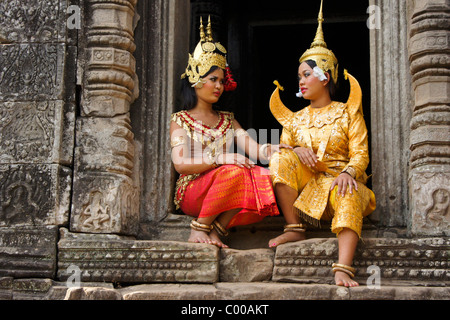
[
  {"xmin": 0, "ymin": 164, "xmax": 71, "ymax": 227},
  {"xmin": 0, "ymin": 44, "xmax": 65, "ymax": 101},
  {"xmin": 0, "ymin": 0, "xmax": 68, "ymax": 43},
  {"xmin": 0, "ymin": 101, "xmax": 75, "ymax": 164},
  {"xmin": 71, "ymin": 172, "xmax": 138, "ymax": 235},
  {"xmin": 409, "ymin": 170, "xmax": 450, "ymax": 235}
]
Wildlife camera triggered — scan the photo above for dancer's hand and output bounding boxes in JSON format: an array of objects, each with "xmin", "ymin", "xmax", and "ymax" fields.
[
  {"xmin": 330, "ymin": 172, "xmax": 358, "ymax": 197},
  {"xmin": 294, "ymin": 147, "xmax": 318, "ymax": 168},
  {"xmin": 216, "ymin": 153, "xmax": 255, "ymax": 169}
]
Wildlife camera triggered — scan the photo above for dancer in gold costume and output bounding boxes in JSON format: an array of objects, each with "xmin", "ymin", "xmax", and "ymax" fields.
[{"xmin": 268, "ymin": 1, "xmax": 376, "ymax": 287}]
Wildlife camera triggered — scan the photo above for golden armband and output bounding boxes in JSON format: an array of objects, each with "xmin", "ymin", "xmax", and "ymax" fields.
[{"xmin": 171, "ymin": 136, "xmax": 186, "ymax": 148}]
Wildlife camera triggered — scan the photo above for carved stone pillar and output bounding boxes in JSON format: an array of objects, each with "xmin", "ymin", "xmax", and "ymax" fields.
[
  {"xmin": 369, "ymin": 0, "xmax": 413, "ymax": 227},
  {"xmin": 71, "ymin": 0, "xmax": 139, "ymax": 235},
  {"xmin": 408, "ymin": 0, "xmax": 450, "ymax": 236}
]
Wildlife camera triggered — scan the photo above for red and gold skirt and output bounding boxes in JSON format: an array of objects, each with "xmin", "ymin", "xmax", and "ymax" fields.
[{"xmin": 176, "ymin": 165, "xmax": 280, "ymax": 228}]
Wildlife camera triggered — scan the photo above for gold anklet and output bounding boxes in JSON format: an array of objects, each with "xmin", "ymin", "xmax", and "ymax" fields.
[
  {"xmin": 332, "ymin": 263, "xmax": 355, "ymax": 273},
  {"xmin": 212, "ymin": 220, "xmax": 229, "ymax": 237},
  {"xmin": 332, "ymin": 263, "xmax": 355, "ymax": 278},
  {"xmin": 283, "ymin": 223, "xmax": 306, "ymax": 233},
  {"xmin": 190, "ymin": 219, "xmax": 213, "ymax": 233}
]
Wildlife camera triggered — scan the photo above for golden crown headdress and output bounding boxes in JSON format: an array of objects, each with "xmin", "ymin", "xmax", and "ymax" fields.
[
  {"xmin": 299, "ymin": 0, "xmax": 339, "ymax": 84},
  {"xmin": 181, "ymin": 16, "xmax": 236, "ymax": 91},
  {"xmin": 270, "ymin": 0, "xmax": 364, "ymax": 129}
]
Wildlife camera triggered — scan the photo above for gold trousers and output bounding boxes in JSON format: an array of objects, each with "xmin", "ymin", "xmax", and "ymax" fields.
[{"xmin": 269, "ymin": 149, "xmax": 376, "ymax": 237}]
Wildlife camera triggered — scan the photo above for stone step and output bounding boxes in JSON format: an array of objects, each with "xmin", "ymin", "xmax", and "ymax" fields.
[
  {"xmin": 55, "ymin": 228, "xmax": 450, "ymax": 287},
  {"xmin": 1, "ymin": 279, "xmax": 448, "ymax": 300}
]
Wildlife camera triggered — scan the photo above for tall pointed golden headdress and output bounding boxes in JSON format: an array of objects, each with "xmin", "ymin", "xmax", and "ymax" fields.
[
  {"xmin": 299, "ymin": 0, "xmax": 339, "ymax": 84},
  {"xmin": 181, "ymin": 16, "xmax": 236, "ymax": 90},
  {"xmin": 270, "ymin": 0, "xmax": 364, "ymax": 128}
]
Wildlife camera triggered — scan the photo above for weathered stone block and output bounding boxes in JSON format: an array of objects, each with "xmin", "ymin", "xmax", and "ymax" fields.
[
  {"xmin": 64, "ymin": 287, "xmax": 123, "ymax": 300},
  {"xmin": 0, "ymin": 277, "xmax": 13, "ymax": 300},
  {"xmin": 273, "ymin": 238, "xmax": 450, "ymax": 286},
  {"xmin": 88, "ymin": 0, "xmax": 137, "ymax": 38},
  {"xmin": 220, "ymin": 248, "xmax": 274, "ymax": 282},
  {"xmin": 70, "ymin": 171, "xmax": 138, "ymax": 235},
  {"xmin": 413, "ymin": 76, "xmax": 450, "ymax": 108},
  {"xmin": 57, "ymin": 229, "xmax": 219, "ymax": 284},
  {"xmin": 0, "ymin": 101, "xmax": 74, "ymax": 165},
  {"xmin": 0, "ymin": 226, "xmax": 58, "ymax": 278},
  {"xmin": 0, "ymin": 164, "xmax": 72, "ymax": 227},
  {"xmin": 0, "ymin": 43, "xmax": 66, "ymax": 101},
  {"xmin": 74, "ymin": 115, "xmax": 135, "ymax": 177}
]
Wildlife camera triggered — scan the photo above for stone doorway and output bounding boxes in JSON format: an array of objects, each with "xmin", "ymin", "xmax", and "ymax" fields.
[{"xmin": 131, "ymin": 0, "xmax": 413, "ymax": 244}]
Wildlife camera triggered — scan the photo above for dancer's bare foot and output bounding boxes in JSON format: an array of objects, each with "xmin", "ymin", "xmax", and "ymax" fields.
[
  {"xmin": 209, "ymin": 229, "xmax": 229, "ymax": 248},
  {"xmin": 188, "ymin": 229, "xmax": 220, "ymax": 247},
  {"xmin": 268, "ymin": 231, "xmax": 305, "ymax": 248},
  {"xmin": 335, "ymin": 271, "xmax": 359, "ymax": 287}
]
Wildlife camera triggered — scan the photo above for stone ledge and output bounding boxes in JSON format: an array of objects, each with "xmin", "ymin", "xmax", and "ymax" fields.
[
  {"xmin": 3, "ymin": 280, "xmax": 447, "ymax": 300},
  {"xmin": 118, "ymin": 282, "xmax": 450, "ymax": 301},
  {"xmin": 3, "ymin": 278, "xmax": 447, "ymax": 300}
]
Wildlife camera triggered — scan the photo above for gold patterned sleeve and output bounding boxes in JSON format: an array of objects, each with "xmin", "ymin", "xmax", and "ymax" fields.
[
  {"xmin": 342, "ymin": 110, "xmax": 370, "ymax": 179},
  {"xmin": 280, "ymin": 127, "xmax": 296, "ymax": 147}
]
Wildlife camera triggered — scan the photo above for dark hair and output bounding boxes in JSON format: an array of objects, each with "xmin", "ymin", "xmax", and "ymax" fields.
[
  {"xmin": 304, "ymin": 59, "xmax": 338, "ymax": 100},
  {"xmin": 180, "ymin": 66, "xmax": 222, "ymax": 110}
]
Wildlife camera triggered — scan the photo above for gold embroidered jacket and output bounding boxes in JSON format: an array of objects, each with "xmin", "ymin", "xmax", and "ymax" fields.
[{"xmin": 269, "ymin": 73, "xmax": 375, "ymax": 224}]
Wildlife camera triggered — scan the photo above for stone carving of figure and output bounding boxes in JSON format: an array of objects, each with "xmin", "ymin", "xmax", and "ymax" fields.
[
  {"xmin": 427, "ymin": 189, "xmax": 450, "ymax": 224},
  {"xmin": 81, "ymin": 191, "xmax": 110, "ymax": 231}
]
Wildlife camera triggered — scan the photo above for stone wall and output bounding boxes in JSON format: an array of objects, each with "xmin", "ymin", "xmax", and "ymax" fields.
[{"xmin": 0, "ymin": 0, "xmax": 76, "ymax": 278}]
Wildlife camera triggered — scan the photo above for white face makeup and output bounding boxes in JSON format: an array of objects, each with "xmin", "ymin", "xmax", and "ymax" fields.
[{"xmin": 296, "ymin": 66, "xmax": 328, "ymax": 99}]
